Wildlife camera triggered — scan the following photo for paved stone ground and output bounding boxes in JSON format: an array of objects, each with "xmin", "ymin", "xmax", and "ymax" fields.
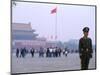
[{"xmin": 11, "ymin": 52, "xmax": 96, "ymax": 74}]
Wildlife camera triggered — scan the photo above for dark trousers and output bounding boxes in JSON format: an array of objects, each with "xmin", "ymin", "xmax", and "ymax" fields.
[
  {"xmin": 81, "ymin": 56, "xmax": 90, "ymax": 70},
  {"xmin": 31, "ymin": 53, "xmax": 34, "ymax": 57}
]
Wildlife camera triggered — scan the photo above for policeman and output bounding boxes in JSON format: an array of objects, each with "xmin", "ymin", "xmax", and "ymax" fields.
[{"xmin": 79, "ymin": 27, "xmax": 93, "ymax": 70}]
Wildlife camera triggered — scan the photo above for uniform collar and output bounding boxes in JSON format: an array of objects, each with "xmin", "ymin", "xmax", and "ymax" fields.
[{"xmin": 83, "ymin": 36, "xmax": 88, "ymax": 39}]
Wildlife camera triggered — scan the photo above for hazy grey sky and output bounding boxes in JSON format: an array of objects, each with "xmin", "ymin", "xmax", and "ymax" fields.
[{"xmin": 12, "ymin": 2, "xmax": 95, "ymax": 44}]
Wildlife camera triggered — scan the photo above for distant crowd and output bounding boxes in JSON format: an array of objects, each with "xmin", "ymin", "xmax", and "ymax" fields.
[{"xmin": 15, "ymin": 47, "xmax": 69, "ymax": 58}]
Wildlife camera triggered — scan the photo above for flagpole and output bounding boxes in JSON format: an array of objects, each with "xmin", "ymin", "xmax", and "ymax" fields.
[
  {"xmin": 51, "ymin": 7, "xmax": 57, "ymax": 43},
  {"xmin": 55, "ymin": 7, "xmax": 57, "ymax": 48},
  {"xmin": 55, "ymin": 7, "xmax": 57, "ymax": 42}
]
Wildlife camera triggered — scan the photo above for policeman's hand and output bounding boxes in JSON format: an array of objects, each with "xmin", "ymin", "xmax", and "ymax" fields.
[
  {"xmin": 79, "ymin": 54, "xmax": 82, "ymax": 59},
  {"xmin": 90, "ymin": 54, "xmax": 92, "ymax": 58}
]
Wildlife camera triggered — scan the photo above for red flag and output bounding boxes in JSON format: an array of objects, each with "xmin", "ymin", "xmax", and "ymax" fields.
[{"xmin": 51, "ymin": 7, "xmax": 57, "ymax": 14}]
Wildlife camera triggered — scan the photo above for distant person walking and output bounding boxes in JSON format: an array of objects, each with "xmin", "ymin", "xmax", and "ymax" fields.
[
  {"xmin": 64, "ymin": 50, "xmax": 68, "ymax": 57},
  {"xmin": 55, "ymin": 47, "xmax": 58, "ymax": 57},
  {"xmin": 16, "ymin": 48, "xmax": 19, "ymax": 58},
  {"xmin": 79, "ymin": 27, "xmax": 93, "ymax": 70},
  {"xmin": 30, "ymin": 48, "xmax": 35, "ymax": 57},
  {"xmin": 52, "ymin": 47, "xmax": 56, "ymax": 57},
  {"xmin": 20, "ymin": 48, "xmax": 26, "ymax": 58},
  {"xmin": 39, "ymin": 47, "xmax": 44, "ymax": 57},
  {"xmin": 46, "ymin": 48, "xmax": 50, "ymax": 57},
  {"xmin": 49, "ymin": 47, "xmax": 53, "ymax": 57},
  {"xmin": 58, "ymin": 48, "xmax": 62, "ymax": 57},
  {"xmin": 64, "ymin": 47, "xmax": 68, "ymax": 57}
]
